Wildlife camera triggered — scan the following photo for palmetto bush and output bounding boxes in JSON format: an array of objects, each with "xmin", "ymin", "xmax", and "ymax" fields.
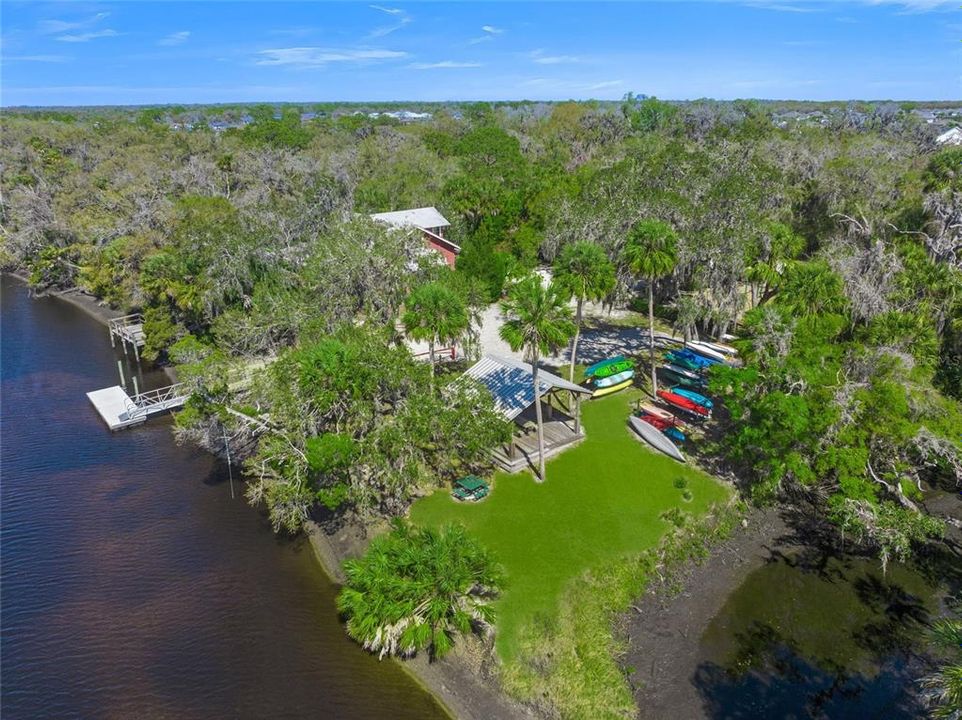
[{"xmin": 337, "ymin": 522, "xmax": 504, "ymax": 660}]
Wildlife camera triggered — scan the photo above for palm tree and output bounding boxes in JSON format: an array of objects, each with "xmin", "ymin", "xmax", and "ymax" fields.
[
  {"xmin": 919, "ymin": 618, "xmax": 962, "ymax": 718},
  {"xmin": 776, "ymin": 260, "xmax": 846, "ymax": 318},
  {"xmin": 402, "ymin": 282, "xmax": 469, "ymax": 384},
  {"xmin": 553, "ymin": 240, "xmax": 616, "ymax": 381},
  {"xmin": 500, "ymin": 274, "xmax": 576, "ymax": 482},
  {"xmin": 622, "ymin": 219, "xmax": 678, "ymax": 397},
  {"xmin": 338, "ymin": 522, "xmax": 504, "ymax": 660}
]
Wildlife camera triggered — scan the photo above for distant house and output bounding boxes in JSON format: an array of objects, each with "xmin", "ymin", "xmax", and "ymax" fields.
[
  {"xmin": 369, "ymin": 206, "xmax": 460, "ymax": 268},
  {"xmin": 936, "ymin": 127, "xmax": 962, "ymax": 146}
]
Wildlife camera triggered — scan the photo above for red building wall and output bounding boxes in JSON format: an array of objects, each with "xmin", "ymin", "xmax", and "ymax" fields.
[{"xmin": 423, "ymin": 233, "xmax": 458, "ymax": 268}]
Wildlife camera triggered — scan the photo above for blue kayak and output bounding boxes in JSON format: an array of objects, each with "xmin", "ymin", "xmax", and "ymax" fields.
[
  {"xmin": 665, "ymin": 350, "xmax": 711, "ymax": 370},
  {"xmin": 671, "ymin": 387, "xmax": 713, "ymax": 409},
  {"xmin": 593, "ymin": 369, "xmax": 635, "ymax": 388},
  {"xmin": 678, "ymin": 347, "xmax": 722, "ymax": 367},
  {"xmin": 663, "ymin": 426, "xmax": 686, "ymax": 443}
]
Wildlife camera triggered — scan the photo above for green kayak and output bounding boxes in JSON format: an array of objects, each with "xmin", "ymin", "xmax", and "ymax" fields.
[
  {"xmin": 593, "ymin": 358, "xmax": 635, "ymax": 378},
  {"xmin": 584, "ymin": 355, "xmax": 626, "ymax": 377}
]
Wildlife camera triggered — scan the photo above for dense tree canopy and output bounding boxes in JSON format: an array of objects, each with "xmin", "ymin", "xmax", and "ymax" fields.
[{"xmin": 1, "ymin": 100, "xmax": 957, "ymax": 561}]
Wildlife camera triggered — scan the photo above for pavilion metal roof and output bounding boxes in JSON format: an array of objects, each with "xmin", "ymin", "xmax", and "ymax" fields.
[
  {"xmin": 369, "ymin": 206, "xmax": 450, "ymax": 230},
  {"xmin": 462, "ymin": 354, "xmax": 591, "ymax": 421}
]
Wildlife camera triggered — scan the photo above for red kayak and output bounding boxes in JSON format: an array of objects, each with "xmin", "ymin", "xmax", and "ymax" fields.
[
  {"xmin": 637, "ymin": 412, "xmax": 674, "ymax": 431},
  {"xmin": 657, "ymin": 390, "xmax": 710, "ymax": 417}
]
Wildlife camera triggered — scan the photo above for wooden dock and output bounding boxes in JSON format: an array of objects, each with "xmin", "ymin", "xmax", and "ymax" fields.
[
  {"xmin": 87, "ymin": 383, "xmax": 187, "ymax": 431},
  {"xmin": 108, "ymin": 313, "xmax": 146, "ymax": 362}
]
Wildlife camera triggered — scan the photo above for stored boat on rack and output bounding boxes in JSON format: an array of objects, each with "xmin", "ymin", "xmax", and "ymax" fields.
[{"xmin": 628, "ymin": 415, "xmax": 685, "ymax": 462}]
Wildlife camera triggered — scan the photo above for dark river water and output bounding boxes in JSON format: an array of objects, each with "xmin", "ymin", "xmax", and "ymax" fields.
[
  {"xmin": 1, "ymin": 277, "xmax": 448, "ymax": 720},
  {"xmin": 696, "ymin": 536, "xmax": 958, "ymax": 719}
]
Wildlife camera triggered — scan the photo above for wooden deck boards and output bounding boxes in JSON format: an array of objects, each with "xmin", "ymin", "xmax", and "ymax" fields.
[{"xmin": 491, "ymin": 418, "xmax": 585, "ymax": 473}]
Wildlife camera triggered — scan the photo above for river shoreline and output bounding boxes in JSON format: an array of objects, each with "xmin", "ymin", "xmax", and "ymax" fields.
[
  {"xmin": 304, "ymin": 515, "xmax": 532, "ymax": 720},
  {"xmin": 6, "ymin": 272, "xmax": 528, "ymax": 720},
  {"xmin": 624, "ymin": 506, "xmax": 789, "ymax": 718}
]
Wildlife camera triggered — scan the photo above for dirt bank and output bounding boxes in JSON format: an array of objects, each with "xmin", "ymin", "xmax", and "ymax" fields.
[
  {"xmin": 624, "ymin": 507, "xmax": 791, "ymax": 719},
  {"xmin": 6, "ymin": 272, "xmax": 123, "ymax": 326}
]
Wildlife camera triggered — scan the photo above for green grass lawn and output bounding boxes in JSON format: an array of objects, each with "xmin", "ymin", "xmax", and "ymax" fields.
[{"xmin": 409, "ymin": 387, "xmax": 730, "ymax": 660}]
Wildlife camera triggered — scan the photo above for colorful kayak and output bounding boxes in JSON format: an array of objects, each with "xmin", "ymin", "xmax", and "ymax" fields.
[
  {"xmin": 592, "ymin": 378, "xmax": 633, "ymax": 398},
  {"xmin": 637, "ymin": 412, "xmax": 688, "ymax": 443},
  {"xmin": 677, "ymin": 347, "xmax": 722, "ymax": 367},
  {"xmin": 663, "ymin": 426, "xmax": 687, "ymax": 443},
  {"xmin": 594, "ymin": 369, "xmax": 635, "ymax": 388},
  {"xmin": 671, "ymin": 387, "xmax": 714, "ymax": 409},
  {"xmin": 659, "ymin": 368, "xmax": 706, "ymax": 389},
  {"xmin": 664, "ymin": 351, "xmax": 704, "ymax": 372},
  {"xmin": 639, "ymin": 402, "xmax": 677, "ymax": 422},
  {"xmin": 692, "ymin": 340, "xmax": 738, "ymax": 357},
  {"xmin": 593, "ymin": 358, "xmax": 635, "ymax": 379},
  {"xmin": 628, "ymin": 415, "xmax": 685, "ymax": 462},
  {"xmin": 657, "ymin": 389, "xmax": 711, "ymax": 417},
  {"xmin": 685, "ymin": 342, "xmax": 728, "ymax": 363},
  {"xmin": 663, "ymin": 363, "xmax": 701, "ymax": 381},
  {"xmin": 584, "ymin": 355, "xmax": 625, "ymax": 377}
]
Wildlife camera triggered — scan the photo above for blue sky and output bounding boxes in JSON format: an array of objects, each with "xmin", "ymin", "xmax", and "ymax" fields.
[{"xmin": 1, "ymin": 1, "xmax": 960, "ymax": 106}]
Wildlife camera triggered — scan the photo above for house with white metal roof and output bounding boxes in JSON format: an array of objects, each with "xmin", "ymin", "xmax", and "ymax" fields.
[
  {"xmin": 370, "ymin": 206, "xmax": 461, "ymax": 268},
  {"xmin": 461, "ymin": 354, "xmax": 591, "ymax": 473}
]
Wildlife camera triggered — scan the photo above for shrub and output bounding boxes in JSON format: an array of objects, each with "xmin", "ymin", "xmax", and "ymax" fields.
[{"xmin": 338, "ymin": 522, "xmax": 504, "ymax": 660}]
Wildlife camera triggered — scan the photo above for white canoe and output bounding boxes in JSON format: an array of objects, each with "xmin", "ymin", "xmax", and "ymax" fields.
[
  {"xmin": 685, "ymin": 342, "xmax": 728, "ymax": 363},
  {"xmin": 628, "ymin": 416, "xmax": 686, "ymax": 463},
  {"xmin": 696, "ymin": 340, "xmax": 739, "ymax": 357}
]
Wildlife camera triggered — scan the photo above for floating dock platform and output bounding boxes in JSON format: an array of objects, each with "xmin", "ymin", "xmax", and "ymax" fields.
[{"xmin": 87, "ymin": 383, "xmax": 187, "ymax": 431}]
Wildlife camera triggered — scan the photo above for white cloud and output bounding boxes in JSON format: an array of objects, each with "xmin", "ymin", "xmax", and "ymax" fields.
[
  {"xmin": 4, "ymin": 54, "xmax": 70, "ymax": 63},
  {"xmin": 367, "ymin": 5, "xmax": 411, "ymax": 39},
  {"xmin": 409, "ymin": 60, "xmax": 483, "ymax": 69},
  {"xmin": 37, "ymin": 12, "xmax": 109, "ymax": 35},
  {"xmin": 534, "ymin": 55, "xmax": 581, "ymax": 65},
  {"xmin": 368, "ymin": 17, "xmax": 412, "ymax": 38},
  {"xmin": 734, "ymin": 0, "xmax": 957, "ymax": 11},
  {"xmin": 256, "ymin": 47, "xmax": 408, "ymax": 68},
  {"xmin": 866, "ymin": 0, "xmax": 957, "ymax": 10},
  {"xmin": 56, "ymin": 29, "xmax": 119, "ymax": 43},
  {"xmin": 729, "ymin": 78, "xmax": 819, "ymax": 89},
  {"xmin": 469, "ymin": 24, "xmax": 504, "ymax": 44},
  {"xmin": 744, "ymin": 3, "xmax": 821, "ymax": 12},
  {"xmin": 528, "ymin": 49, "xmax": 582, "ymax": 65},
  {"xmin": 587, "ymin": 80, "xmax": 622, "ymax": 90},
  {"xmin": 158, "ymin": 31, "xmax": 191, "ymax": 46}
]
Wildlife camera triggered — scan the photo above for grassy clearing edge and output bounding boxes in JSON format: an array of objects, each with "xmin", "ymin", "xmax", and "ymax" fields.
[{"xmin": 498, "ymin": 497, "xmax": 746, "ymax": 720}]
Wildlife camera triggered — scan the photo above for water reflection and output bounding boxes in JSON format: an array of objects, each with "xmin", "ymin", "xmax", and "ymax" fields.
[{"xmin": 696, "ymin": 546, "xmax": 949, "ymax": 719}]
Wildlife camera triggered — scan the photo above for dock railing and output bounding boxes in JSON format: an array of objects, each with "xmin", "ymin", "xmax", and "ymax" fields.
[
  {"xmin": 108, "ymin": 313, "xmax": 147, "ymax": 362},
  {"xmin": 120, "ymin": 383, "xmax": 187, "ymax": 421}
]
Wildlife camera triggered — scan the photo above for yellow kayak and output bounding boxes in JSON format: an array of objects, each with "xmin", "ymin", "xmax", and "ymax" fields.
[{"xmin": 591, "ymin": 378, "xmax": 633, "ymax": 398}]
